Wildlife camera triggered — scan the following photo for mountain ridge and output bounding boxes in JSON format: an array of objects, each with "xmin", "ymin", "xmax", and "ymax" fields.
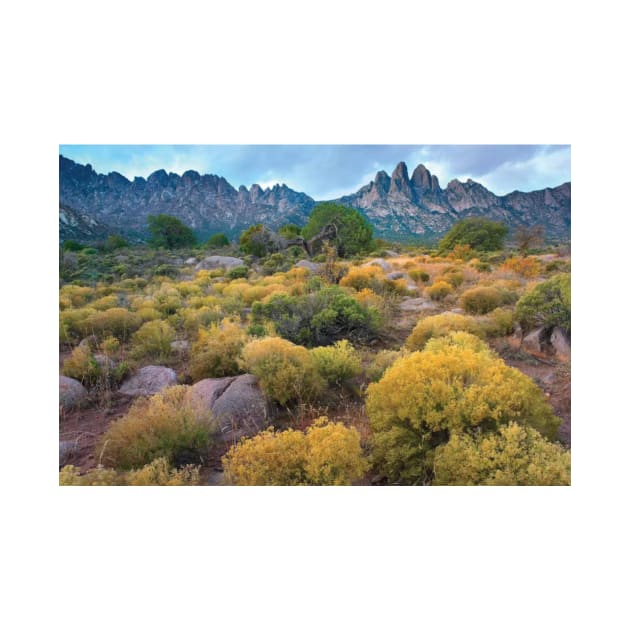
[{"xmin": 59, "ymin": 155, "xmax": 570, "ymax": 243}]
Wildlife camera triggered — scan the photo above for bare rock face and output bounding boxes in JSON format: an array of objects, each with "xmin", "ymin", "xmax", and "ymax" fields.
[
  {"xmin": 119, "ymin": 366, "xmax": 177, "ymax": 397},
  {"xmin": 59, "ymin": 375, "xmax": 88, "ymax": 411},
  {"xmin": 59, "ymin": 440, "xmax": 77, "ymax": 467},
  {"xmin": 195, "ymin": 256, "xmax": 245, "ymax": 271},
  {"xmin": 186, "ymin": 374, "xmax": 268, "ymax": 443},
  {"xmin": 550, "ymin": 327, "xmax": 571, "ymax": 361}
]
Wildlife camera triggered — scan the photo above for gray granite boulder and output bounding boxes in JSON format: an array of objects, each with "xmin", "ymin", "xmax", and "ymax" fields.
[
  {"xmin": 399, "ymin": 297, "xmax": 435, "ymax": 312},
  {"xmin": 550, "ymin": 327, "xmax": 570, "ymax": 361},
  {"xmin": 195, "ymin": 256, "xmax": 245, "ymax": 271},
  {"xmin": 59, "ymin": 375, "xmax": 88, "ymax": 411},
  {"xmin": 119, "ymin": 366, "xmax": 177, "ymax": 397},
  {"xmin": 361, "ymin": 258, "xmax": 392, "ymax": 272},
  {"xmin": 59, "ymin": 440, "xmax": 77, "ymax": 467},
  {"xmin": 294, "ymin": 260, "xmax": 322, "ymax": 273},
  {"xmin": 186, "ymin": 374, "xmax": 268, "ymax": 443}
]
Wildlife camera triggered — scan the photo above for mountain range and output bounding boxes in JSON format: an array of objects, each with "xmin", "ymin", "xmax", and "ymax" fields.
[{"xmin": 59, "ymin": 155, "xmax": 570, "ymax": 243}]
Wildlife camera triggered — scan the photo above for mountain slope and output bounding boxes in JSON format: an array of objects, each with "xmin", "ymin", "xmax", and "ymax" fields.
[
  {"xmin": 59, "ymin": 203, "xmax": 113, "ymax": 244},
  {"xmin": 335, "ymin": 162, "xmax": 570, "ymax": 240}
]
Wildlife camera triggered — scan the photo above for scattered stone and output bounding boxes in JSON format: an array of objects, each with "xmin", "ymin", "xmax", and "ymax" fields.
[
  {"xmin": 386, "ymin": 271, "xmax": 404, "ymax": 280},
  {"xmin": 361, "ymin": 258, "xmax": 392, "ymax": 272},
  {"xmin": 445, "ymin": 308, "xmax": 465, "ymax": 315},
  {"xmin": 186, "ymin": 374, "xmax": 268, "ymax": 443},
  {"xmin": 185, "ymin": 257, "xmax": 197, "ymax": 265},
  {"xmin": 550, "ymin": 327, "xmax": 571, "ymax": 361},
  {"xmin": 59, "ymin": 375, "xmax": 88, "ymax": 411},
  {"xmin": 399, "ymin": 297, "xmax": 435, "ymax": 312},
  {"xmin": 195, "ymin": 256, "xmax": 245, "ymax": 271},
  {"xmin": 119, "ymin": 366, "xmax": 177, "ymax": 397},
  {"xmin": 59, "ymin": 440, "xmax": 77, "ymax": 467},
  {"xmin": 521, "ymin": 327, "xmax": 550, "ymax": 358},
  {"xmin": 93, "ymin": 354, "xmax": 116, "ymax": 371},
  {"xmin": 384, "ymin": 250, "xmax": 399, "ymax": 257},
  {"xmin": 294, "ymin": 260, "xmax": 321, "ymax": 273}
]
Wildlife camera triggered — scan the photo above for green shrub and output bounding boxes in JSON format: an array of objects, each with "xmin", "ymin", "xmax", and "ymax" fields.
[
  {"xmin": 227, "ymin": 265, "xmax": 249, "ymax": 279},
  {"xmin": 408, "ymin": 269, "xmax": 430, "ymax": 282},
  {"xmin": 190, "ymin": 319, "xmax": 246, "ymax": 381},
  {"xmin": 240, "ymin": 337, "xmax": 324, "ymax": 405},
  {"xmin": 433, "ymin": 423, "xmax": 570, "ymax": 486},
  {"xmin": 481, "ymin": 307, "xmax": 515, "ymax": 337},
  {"xmin": 460, "ymin": 286, "xmax": 502, "ymax": 314},
  {"xmin": 239, "ymin": 224, "xmax": 267, "ymax": 257},
  {"xmin": 515, "ymin": 273, "xmax": 570, "ymax": 331},
  {"xmin": 222, "ymin": 418, "xmax": 368, "ymax": 485},
  {"xmin": 206, "ymin": 233, "xmax": 230, "ymax": 248},
  {"xmin": 310, "ymin": 340, "xmax": 362, "ymax": 387},
  {"xmin": 252, "ymin": 287, "xmax": 381, "ymax": 347},
  {"xmin": 97, "ymin": 386, "xmax": 215, "ymax": 470},
  {"xmin": 131, "ymin": 320, "xmax": 176, "ymax": 361},
  {"xmin": 406, "ymin": 312, "xmax": 482, "ymax": 351},
  {"xmin": 147, "ymin": 214, "xmax": 196, "ymax": 248},
  {"xmin": 366, "ymin": 332, "xmax": 560, "ymax": 484},
  {"xmin": 365, "ymin": 349, "xmax": 407, "ymax": 382}
]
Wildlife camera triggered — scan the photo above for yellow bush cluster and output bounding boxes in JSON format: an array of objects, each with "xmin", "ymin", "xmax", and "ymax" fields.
[
  {"xmin": 97, "ymin": 386, "xmax": 215, "ymax": 470},
  {"xmin": 189, "ymin": 319, "xmax": 246, "ymax": 381},
  {"xmin": 425, "ymin": 280, "xmax": 453, "ymax": 301},
  {"xmin": 406, "ymin": 312, "xmax": 482, "ymax": 351},
  {"xmin": 366, "ymin": 332, "xmax": 560, "ymax": 484},
  {"xmin": 131, "ymin": 320, "xmax": 176, "ymax": 361},
  {"xmin": 501, "ymin": 256, "xmax": 542, "ymax": 278},
  {"xmin": 240, "ymin": 336, "xmax": 324, "ymax": 405},
  {"xmin": 85, "ymin": 307, "xmax": 142, "ymax": 340},
  {"xmin": 460, "ymin": 286, "xmax": 502, "ymax": 314},
  {"xmin": 222, "ymin": 418, "xmax": 368, "ymax": 485},
  {"xmin": 310, "ymin": 340, "xmax": 361, "ymax": 387}
]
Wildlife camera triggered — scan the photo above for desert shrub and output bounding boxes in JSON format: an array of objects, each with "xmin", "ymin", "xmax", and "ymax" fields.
[
  {"xmin": 437, "ymin": 268, "xmax": 464, "ymax": 288},
  {"xmin": 131, "ymin": 320, "xmax": 176, "ymax": 361},
  {"xmin": 61, "ymin": 345, "xmax": 101, "ymax": 386},
  {"xmin": 228, "ymin": 265, "xmax": 249, "ymax": 280},
  {"xmin": 460, "ymin": 286, "xmax": 502, "ymax": 314},
  {"xmin": 85, "ymin": 307, "xmax": 141, "ymax": 340},
  {"xmin": 190, "ymin": 319, "xmax": 246, "ymax": 381},
  {"xmin": 251, "ymin": 287, "xmax": 381, "ymax": 347},
  {"xmin": 406, "ymin": 312, "xmax": 482, "ymax": 351},
  {"xmin": 90, "ymin": 295, "xmax": 119, "ymax": 311},
  {"xmin": 310, "ymin": 340, "xmax": 361, "ymax": 387},
  {"xmin": 450, "ymin": 243, "xmax": 475, "ymax": 261},
  {"xmin": 544, "ymin": 259, "xmax": 570, "ymax": 274},
  {"xmin": 515, "ymin": 273, "xmax": 571, "ymax": 332},
  {"xmin": 433, "ymin": 423, "xmax": 570, "ymax": 486},
  {"xmin": 480, "ymin": 307, "xmax": 515, "ymax": 337},
  {"xmin": 278, "ymin": 223, "xmax": 302, "ymax": 238},
  {"xmin": 365, "ymin": 349, "xmax": 407, "ymax": 382},
  {"xmin": 181, "ymin": 306, "xmax": 221, "ymax": 337},
  {"xmin": 439, "ymin": 218, "xmax": 508, "ymax": 252},
  {"xmin": 206, "ymin": 232, "xmax": 230, "ymax": 248},
  {"xmin": 366, "ymin": 332, "xmax": 560, "ymax": 484},
  {"xmin": 501, "ymin": 256, "xmax": 542, "ymax": 278},
  {"xmin": 97, "ymin": 386, "xmax": 215, "ymax": 470},
  {"xmin": 340, "ymin": 266, "xmax": 385, "ymax": 292},
  {"xmin": 136, "ymin": 307, "xmax": 162, "ymax": 323},
  {"xmin": 222, "ymin": 418, "xmax": 368, "ymax": 485},
  {"xmin": 472, "ymin": 261, "xmax": 492, "ymax": 273},
  {"xmin": 61, "ymin": 285, "xmax": 94, "ymax": 308},
  {"xmin": 152, "ymin": 284, "xmax": 182, "ymax": 315},
  {"xmin": 408, "ymin": 269, "xmax": 430, "ymax": 282},
  {"xmin": 60, "ymin": 307, "xmax": 97, "ymax": 341},
  {"xmin": 425, "ymin": 280, "xmax": 453, "ymax": 301},
  {"xmin": 60, "ymin": 458, "xmax": 200, "ymax": 486},
  {"xmin": 240, "ymin": 337, "xmax": 324, "ymax": 405},
  {"xmin": 239, "ymin": 224, "xmax": 267, "ymax": 257}
]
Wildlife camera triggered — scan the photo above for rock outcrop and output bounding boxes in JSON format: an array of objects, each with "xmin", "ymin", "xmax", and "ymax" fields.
[
  {"xmin": 186, "ymin": 374, "xmax": 268, "ymax": 443},
  {"xmin": 119, "ymin": 366, "xmax": 177, "ymax": 397},
  {"xmin": 59, "ymin": 375, "xmax": 88, "ymax": 411},
  {"xmin": 195, "ymin": 256, "xmax": 245, "ymax": 271}
]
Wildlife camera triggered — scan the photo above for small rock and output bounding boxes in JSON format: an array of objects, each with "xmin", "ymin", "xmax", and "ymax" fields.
[
  {"xmin": 185, "ymin": 257, "xmax": 197, "ymax": 265},
  {"xmin": 521, "ymin": 327, "xmax": 550, "ymax": 358},
  {"xmin": 93, "ymin": 354, "xmax": 116, "ymax": 371},
  {"xmin": 399, "ymin": 297, "xmax": 434, "ymax": 312},
  {"xmin": 195, "ymin": 256, "xmax": 245, "ymax": 271},
  {"xmin": 386, "ymin": 271, "xmax": 404, "ymax": 280},
  {"xmin": 59, "ymin": 440, "xmax": 77, "ymax": 467},
  {"xmin": 550, "ymin": 327, "xmax": 570, "ymax": 361},
  {"xmin": 186, "ymin": 374, "xmax": 268, "ymax": 443},
  {"xmin": 59, "ymin": 375, "xmax": 88, "ymax": 411},
  {"xmin": 119, "ymin": 366, "xmax": 177, "ymax": 397},
  {"xmin": 294, "ymin": 260, "xmax": 321, "ymax": 273},
  {"xmin": 361, "ymin": 258, "xmax": 392, "ymax": 272}
]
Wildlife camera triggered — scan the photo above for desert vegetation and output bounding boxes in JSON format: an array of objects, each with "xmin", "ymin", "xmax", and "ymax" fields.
[{"xmin": 60, "ymin": 210, "xmax": 570, "ymax": 485}]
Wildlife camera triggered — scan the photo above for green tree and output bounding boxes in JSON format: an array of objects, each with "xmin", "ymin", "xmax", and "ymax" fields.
[
  {"xmin": 515, "ymin": 273, "xmax": 571, "ymax": 332},
  {"xmin": 278, "ymin": 223, "xmax": 302, "ymax": 238},
  {"xmin": 301, "ymin": 202, "xmax": 373, "ymax": 256},
  {"xmin": 439, "ymin": 218, "xmax": 508, "ymax": 252},
  {"xmin": 239, "ymin": 224, "xmax": 267, "ymax": 257},
  {"xmin": 147, "ymin": 214, "xmax": 196, "ymax": 248},
  {"xmin": 206, "ymin": 232, "xmax": 230, "ymax": 248}
]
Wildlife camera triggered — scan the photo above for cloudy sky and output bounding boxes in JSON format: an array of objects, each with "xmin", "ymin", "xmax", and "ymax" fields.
[{"xmin": 58, "ymin": 145, "xmax": 570, "ymax": 200}]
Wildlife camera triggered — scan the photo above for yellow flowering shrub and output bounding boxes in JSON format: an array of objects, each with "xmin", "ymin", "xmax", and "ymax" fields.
[
  {"xmin": 60, "ymin": 457, "xmax": 200, "ymax": 486},
  {"xmin": 501, "ymin": 256, "xmax": 542, "ymax": 278},
  {"xmin": 60, "ymin": 307, "xmax": 97, "ymax": 341},
  {"xmin": 181, "ymin": 306, "xmax": 221, "ymax": 337},
  {"xmin": 90, "ymin": 295, "xmax": 119, "ymax": 311},
  {"xmin": 60, "ymin": 285, "xmax": 94, "ymax": 308},
  {"xmin": 61, "ymin": 345, "xmax": 101, "ymax": 385},
  {"xmin": 425, "ymin": 280, "xmax": 453, "ymax": 300},
  {"xmin": 85, "ymin": 307, "xmax": 142, "ymax": 340},
  {"xmin": 310, "ymin": 340, "xmax": 362, "ymax": 387},
  {"xmin": 240, "ymin": 337, "xmax": 324, "ymax": 405},
  {"xmin": 190, "ymin": 319, "xmax": 246, "ymax": 381},
  {"xmin": 365, "ymin": 349, "xmax": 407, "ymax": 382},
  {"xmin": 97, "ymin": 386, "xmax": 215, "ymax": 470},
  {"xmin": 460, "ymin": 286, "xmax": 502, "ymax": 314},
  {"xmin": 135, "ymin": 307, "xmax": 162, "ymax": 323},
  {"xmin": 433, "ymin": 423, "xmax": 570, "ymax": 486},
  {"xmin": 152, "ymin": 284, "xmax": 182, "ymax": 315},
  {"xmin": 366, "ymin": 332, "xmax": 560, "ymax": 484},
  {"xmin": 340, "ymin": 265, "xmax": 386, "ymax": 292},
  {"xmin": 222, "ymin": 418, "xmax": 368, "ymax": 485},
  {"xmin": 131, "ymin": 320, "xmax": 176, "ymax": 360},
  {"xmin": 406, "ymin": 312, "xmax": 482, "ymax": 351},
  {"xmin": 481, "ymin": 307, "xmax": 515, "ymax": 337}
]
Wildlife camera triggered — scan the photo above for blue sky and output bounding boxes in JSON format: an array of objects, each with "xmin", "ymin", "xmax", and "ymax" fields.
[{"xmin": 59, "ymin": 145, "xmax": 570, "ymax": 200}]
